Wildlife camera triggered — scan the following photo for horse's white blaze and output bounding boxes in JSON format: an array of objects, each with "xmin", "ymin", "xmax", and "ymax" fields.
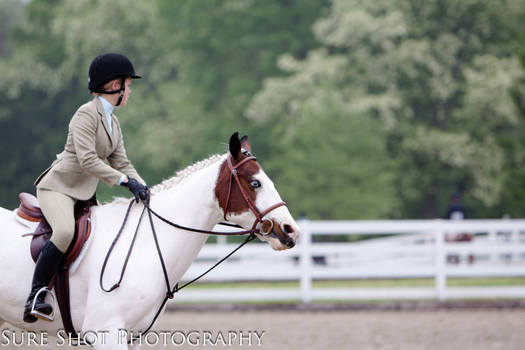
[
  {"xmin": 254, "ymin": 170, "xmax": 299, "ymax": 250},
  {"xmin": 226, "ymin": 168, "xmax": 299, "ymax": 250},
  {"xmin": 0, "ymin": 153, "xmax": 297, "ymax": 349}
]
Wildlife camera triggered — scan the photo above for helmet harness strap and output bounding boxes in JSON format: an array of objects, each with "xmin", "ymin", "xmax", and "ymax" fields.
[
  {"xmin": 91, "ymin": 76, "xmax": 126, "ymax": 106},
  {"xmin": 115, "ymin": 76, "xmax": 126, "ymax": 106}
]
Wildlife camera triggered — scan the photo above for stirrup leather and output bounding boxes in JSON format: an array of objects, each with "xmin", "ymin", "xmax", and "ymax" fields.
[{"xmin": 30, "ymin": 287, "xmax": 56, "ymax": 322}]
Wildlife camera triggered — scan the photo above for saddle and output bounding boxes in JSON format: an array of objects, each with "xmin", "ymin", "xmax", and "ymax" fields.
[{"xmin": 16, "ymin": 192, "xmax": 96, "ymax": 335}]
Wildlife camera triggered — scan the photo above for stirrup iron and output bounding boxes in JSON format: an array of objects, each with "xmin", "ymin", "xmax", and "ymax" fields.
[{"xmin": 30, "ymin": 287, "xmax": 56, "ymax": 322}]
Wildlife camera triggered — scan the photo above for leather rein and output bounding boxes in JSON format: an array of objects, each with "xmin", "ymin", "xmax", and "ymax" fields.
[{"xmin": 99, "ymin": 153, "xmax": 287, "ymax": 338}]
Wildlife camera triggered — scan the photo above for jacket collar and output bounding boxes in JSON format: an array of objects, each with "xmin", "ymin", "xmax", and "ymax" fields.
[
  {"xmin": 93, "ymin": 97, "xmax": 116, "ymax": 146},
  {"xmin": 98, "ymin": 96, "xmax": 115, "ymax": 118}
]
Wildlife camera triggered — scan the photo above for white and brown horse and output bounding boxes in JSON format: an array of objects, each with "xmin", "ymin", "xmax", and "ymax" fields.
[{"xmin": 0, "ymin": 133, "xmax": 299, "ymax": 349}]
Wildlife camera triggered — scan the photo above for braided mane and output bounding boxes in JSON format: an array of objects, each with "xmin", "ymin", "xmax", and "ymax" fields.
[
  {"xmin": 150, "ymin": 154, "xmax": 225, "ymax": 195},
  {"xmin": 110, "ymin": 154, "xmax": 225, "ymax": 204}
]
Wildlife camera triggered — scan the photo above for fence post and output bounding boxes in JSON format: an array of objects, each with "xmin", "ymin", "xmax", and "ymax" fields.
[
  {"xmin": 299, "ymin": 218, "xmax": 312, "ymax": 303},
  {"xmin": 434, "ymin": 220, "xmax": 446, "ymax": 301},
  {"xmin": 488, "ymin": 230, "xmax": 497, "ymax": 262},
  {"xmin": 217, "ymin": 235, "xmax": 227, "ymax": 245}
]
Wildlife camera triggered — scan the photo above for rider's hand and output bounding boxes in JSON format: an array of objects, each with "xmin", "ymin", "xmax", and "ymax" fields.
[{"xmin": 121, "ymin": 177, "xmax": 149, "ymax": 203}]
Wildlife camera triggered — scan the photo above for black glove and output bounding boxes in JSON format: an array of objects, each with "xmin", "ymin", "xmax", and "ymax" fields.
[{"xmin": 121, "ymin": 177, "xmax": 149, "ymax": 203}]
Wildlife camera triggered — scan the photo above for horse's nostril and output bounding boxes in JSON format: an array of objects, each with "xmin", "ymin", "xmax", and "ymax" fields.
[
  {"xmin": 283, "ymin": 224, "xmax": 294, "ymax": 234},
  {"xmin": 286, "ymin": 240, "xmax": 295, "ymax": 248}
]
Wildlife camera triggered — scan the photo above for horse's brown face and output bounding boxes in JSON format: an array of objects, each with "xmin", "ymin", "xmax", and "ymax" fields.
[{"xmin": 214, "ymin": 133, "xmax": 299, "ymax": 251}]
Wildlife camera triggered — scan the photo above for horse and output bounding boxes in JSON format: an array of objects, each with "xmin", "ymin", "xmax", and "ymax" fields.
[{"xmin": 0, "ymin": 133, "xmax": 299, "ymax": 349}]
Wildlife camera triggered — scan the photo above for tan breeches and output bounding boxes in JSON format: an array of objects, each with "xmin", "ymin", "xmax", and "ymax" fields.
[{"xmin": 36, "ymin": 188, "xmax": 76, "ymax": 254}]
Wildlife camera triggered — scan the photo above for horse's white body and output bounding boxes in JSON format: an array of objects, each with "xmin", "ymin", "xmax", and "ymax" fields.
[{"xmin": 0, "ymin": 153, "xmax": 298, "ymax": 349}]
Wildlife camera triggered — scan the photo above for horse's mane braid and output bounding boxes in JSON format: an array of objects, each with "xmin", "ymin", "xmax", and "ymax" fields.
[
  {"xmin": 149, "ymin": 154, "xmax": 225, "ymax": 195},
  {"xmin": 109, "ymin": 154, "xmax": 225, "ymax": 204}
]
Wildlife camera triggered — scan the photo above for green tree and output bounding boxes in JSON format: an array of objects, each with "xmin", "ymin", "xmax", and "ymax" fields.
[
  {"xmin": 247, "ymin": 0, "xmax": 525, "ymax": 218},
  {"xmin": 0, "ymin": 0, "xmax": 163, "ymax": 205},
  {"xmin": 148, "ymin": 0, "xmax": 330, "ymax": 165},
  {"xmin": 0, "ymin": 0, "xmax": 329, "ymax": 207},
  {"xmin": 506, "ymin": 52, "xmax": 525, "ymax": 217},
  {"xmin": 246, "ymin": 49, "xmax": 399, "ymax": 219},
  {"xmin": 0, "ymin": 0, "xmax": 22, "ymax": 57}
]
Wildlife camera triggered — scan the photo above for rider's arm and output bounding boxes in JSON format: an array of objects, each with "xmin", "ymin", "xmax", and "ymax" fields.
[{"xmin": 107, "ymin": 117, "xmax": 145, "ymax": 185}]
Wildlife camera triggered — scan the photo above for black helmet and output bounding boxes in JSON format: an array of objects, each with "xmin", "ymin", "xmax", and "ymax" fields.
[{"xmin": 88, "ymin": 53, "xmax": 141, "ymax": 92}]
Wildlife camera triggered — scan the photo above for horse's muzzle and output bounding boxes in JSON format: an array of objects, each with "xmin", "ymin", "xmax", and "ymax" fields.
[{"xmin": 259, "ymin": 218, "xmax": 297, "ymax": 248}]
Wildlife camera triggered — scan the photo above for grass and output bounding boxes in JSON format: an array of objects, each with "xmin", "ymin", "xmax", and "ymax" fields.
[
  {"xmin": 183, "ymin": 277, "xmax": 525, "ymax": 289},
  {"xmin": 169, "ymin": 278, "xmax": 525, "ymax": 306}
]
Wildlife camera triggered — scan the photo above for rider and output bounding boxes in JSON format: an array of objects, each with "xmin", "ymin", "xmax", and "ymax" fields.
[{"xmin": 23, "ymin": 53, "xmax": 149, "ymax": 323}]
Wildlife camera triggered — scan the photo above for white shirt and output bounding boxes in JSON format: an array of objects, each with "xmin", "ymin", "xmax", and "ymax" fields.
[
  {"xmin": 97, "ymin": 96, "xmax": 129, "ymax": 184},
  {"xmin": 97, "ymin": 96, "xmax": 114, "ymax": 134}
]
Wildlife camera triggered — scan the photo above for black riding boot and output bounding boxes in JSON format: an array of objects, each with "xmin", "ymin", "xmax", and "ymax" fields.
[{"xmin": 23, "ymin": 240, "xmax": 64, "ymax": 323}]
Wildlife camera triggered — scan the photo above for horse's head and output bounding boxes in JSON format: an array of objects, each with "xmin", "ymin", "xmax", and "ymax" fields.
[{"xmin": 215, "ymin": 132, "xmax": 299, "ymax": 250}]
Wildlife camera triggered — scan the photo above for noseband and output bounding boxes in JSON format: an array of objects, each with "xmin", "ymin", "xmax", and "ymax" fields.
[{"xmin": 223, "ymin": 153, "xmax": 287, "ymax": 233}]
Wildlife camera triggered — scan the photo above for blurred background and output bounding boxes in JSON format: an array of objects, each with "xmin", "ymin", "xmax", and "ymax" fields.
[
  {"xmin": 2, "ymin": 1, "xmax": 525, "ymax": 349},
  {"xmin": 2, "ymin": 0, "xmax": 525, "ymax": 219}
]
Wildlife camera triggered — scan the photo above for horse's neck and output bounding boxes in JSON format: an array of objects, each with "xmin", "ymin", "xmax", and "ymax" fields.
[
  {"xmin": 151, "ymin": 159, "xmax": 223, "ymax": 228},
  {"xmin": 137, "ymin": 159, "xmax": 223, "ymax": 282}
]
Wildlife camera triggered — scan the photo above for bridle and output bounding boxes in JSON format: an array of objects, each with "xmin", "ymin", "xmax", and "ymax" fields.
[
  {"xmin": 224, "ymin": 153, "xmax": 287, "ymax": 233},
  {"xmin": 99, "ymin": 152, "xmax": 291, "ymax": 341}
]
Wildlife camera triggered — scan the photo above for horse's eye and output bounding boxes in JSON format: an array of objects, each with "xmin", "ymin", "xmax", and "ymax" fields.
[{"xmin": 250, "ymin": 180, "xmax": 261, "ymax": 188}]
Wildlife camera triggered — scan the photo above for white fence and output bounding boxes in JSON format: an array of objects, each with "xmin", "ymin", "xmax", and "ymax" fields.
[{"xmin": 172, "ymin": 219, "xmax": 525, "ymax": 303}]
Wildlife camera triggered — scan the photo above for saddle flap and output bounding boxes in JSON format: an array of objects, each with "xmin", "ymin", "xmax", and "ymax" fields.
[
  {"xmin": 27, "ymin": 196, "xmax": 96, "ymax": 266},
  {"xmin": 30, "ymin": 222, "xmax": 53, "ymax": 263}
]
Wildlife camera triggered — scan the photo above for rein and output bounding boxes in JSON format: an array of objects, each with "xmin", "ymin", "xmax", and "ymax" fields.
[{"xmin": 99, "ymin": 154, "xmax": 287, "ymax": 338}]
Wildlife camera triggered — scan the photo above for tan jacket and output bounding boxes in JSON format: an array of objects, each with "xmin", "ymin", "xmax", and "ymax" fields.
[{"xmin": 35, "ymin": 97, "xmax": 145, "ymax": 200}]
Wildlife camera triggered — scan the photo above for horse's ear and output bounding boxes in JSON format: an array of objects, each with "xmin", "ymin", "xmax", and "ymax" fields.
[
  {"xmin": 240, "ymin": 135, "xmax": 252, "ymax": 153},
  {"xmin": 229, "ymin": 132, "xmax": 241, "ymax": 159}
]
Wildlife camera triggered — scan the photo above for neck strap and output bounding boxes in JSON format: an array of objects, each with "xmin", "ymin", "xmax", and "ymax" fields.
[{"xmin": 91, "ymin": 77, "xmax": 126, "ymax": 106}]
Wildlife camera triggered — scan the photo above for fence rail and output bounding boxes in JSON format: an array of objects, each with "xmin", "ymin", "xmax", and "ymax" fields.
[{"xmin": 172, "ymin": 219, "xmax": 525, "ymax": 303}]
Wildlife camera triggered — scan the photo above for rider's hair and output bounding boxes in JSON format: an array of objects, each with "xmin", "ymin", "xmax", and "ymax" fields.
[{"xmin": 90, "ymin": 78, "xmax": 123, "ymax": 96}]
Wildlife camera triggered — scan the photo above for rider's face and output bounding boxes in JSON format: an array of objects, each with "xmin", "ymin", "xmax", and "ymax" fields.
[{"xmin": 119, "ymin": 78, "xmax": 132, "ymax": 107}]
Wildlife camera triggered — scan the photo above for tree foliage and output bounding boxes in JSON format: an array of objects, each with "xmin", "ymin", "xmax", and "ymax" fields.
[
  {"xmin": 0, "ymin": 0, "xmax": 328, "ymax": 206},
  {"xmin": 247, "ymin": 0, "xmax": 525, "ymax": 218}
]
